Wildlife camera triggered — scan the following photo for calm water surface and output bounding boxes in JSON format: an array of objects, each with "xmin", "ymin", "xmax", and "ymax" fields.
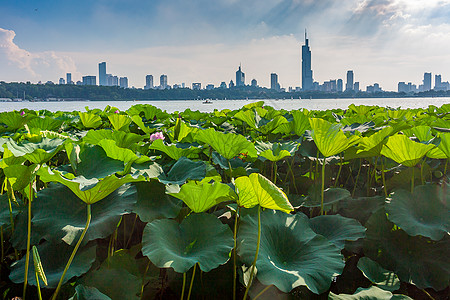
[{"xmin": 1, "ymin": 98, "xmax": 449, "ymax": 113}]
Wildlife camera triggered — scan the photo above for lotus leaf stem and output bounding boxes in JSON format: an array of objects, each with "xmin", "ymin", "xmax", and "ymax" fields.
[
  {"xmin": 381, "ymin": 158, "xmax": 387, "ymax": 198},
  {"xmin": 243, "ymin": 205, "xmax": 261, "ymax": 300},
  {"xmin": 253, "ymin": 284, "xmax": 273, "ymax": 300},
  {"xmin": 23, "ymin": 182, "xmax": 33, "ymax": 300},
  {"xmin": 181, "ymin": 272, "xmax": 186, "ymax": 300},
  {"xmin": 1, "ymin": 226, "xmax": 3, "ymax": 263},
  {"xmin": 421, "ymin": 288, "xmax": 436, "ymax": 300},
  {"xmin": 420, "ymin": 159, "xmax": 425, "ymax": 185},
  {"xmin": 52, "ymin": 204, "xmax": 91, "ymax": 300},
  {"xmin": 320, "ymin": 160, "xmax": 326, "ymax": 216},
  {"xmin": 125, "ymin": 214, "xmax": 138, "ymax": 249},
  {"xmin": 334, "ymin": 154, "xmax": 343, "ymax": 187},
  {"xmin": 187, "ymin": 263, "xmax": 197, "ymax": 300},
  {"xmin": 232, "ymin": 207, "xmax": 239, "ymax": 300},
  {"xmin": 411, "ymin": 166, "xmax": 415, "ymax": 193},
  {"xmin": 140, "ymin": 260, "xmax": 151, "ymax": 299},
  {"xmin": 35, "ymin": 268, "xmax": 43, "ymax": 300},
  {"xmin": 228, "ymin": 160, "xmax": 233, "ymax": 183},
  {"xmin": 444, "ymin": 159, "xmax": 448, "ymax": 175},
  {"xmin": 352, "ymin": 159, "xmax": 362, "ymax": 197},
  {"xmin": 273, "ymin": 162, "xmax": 277, "ymax": 184}
]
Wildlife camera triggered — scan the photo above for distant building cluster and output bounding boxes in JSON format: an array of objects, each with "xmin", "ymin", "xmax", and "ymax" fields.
[{"xmin": 398, "ymin": 73, "xmax": 449, "ymax": 93}]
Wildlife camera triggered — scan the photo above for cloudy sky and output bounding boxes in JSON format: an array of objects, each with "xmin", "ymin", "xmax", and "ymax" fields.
[{"xmin": 1, "ymin": 0, "xmax": 450, "ymax": 91}]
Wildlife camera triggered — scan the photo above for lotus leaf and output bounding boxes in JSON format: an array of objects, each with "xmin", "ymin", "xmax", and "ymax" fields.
[
  {"xmin": 0, "ymin": 111, "xmax": 29, "ymax": 131},
  {"xmin": 157, "ymin": 156, "xmax": 206, "ymax": 185},
  {"xmin": 357, "ymin": 257, "xmax": 400, "ymax": 292},
  {"xmin": 142, "ymin": 213, "xmax": 234, "ymax": 273},
  {"xmin": 38, "ymin": 165, "xmax": 143, "ymax": 204},
  {"xmin": 149, "ymin": 139, "xmax": 201, "ymax": 160},
  {"xmin": 26, "ymin": 116, "xmax": 63, "ymax": 131},
  {"xmin": 385, "ymin": 185, "xmax": 449, "ymax": 241},
  {"xmin": 75, "ymin": 144, "xmax": 125, "ymax": 179},
  {"xmin": 9, "ymin": 240, "xmax": 97, "ymax": 288},
  {"xmin": 234, "ymin": 173, "xmax": 293, "ymax": 213},
  {"xmin": 328, "ymin": 286, "xmax": 412, "ymax": 300},
  {"xmin": 364, "ymin": 209, "xmax": 450, "ymax": 290},
  {"xmin": 169, "ymin": 179, "xmax": 237, "ymax": 213},
  {"xmin": 83, "ymin": 129, "xmax": 143, "ymax": 149},
  {"xmin": 6, "ymin": 137, "xmax": 64, "ymax": 164},
  {"xmin": 70, "ymin": 285, "xmax": 112, "ymax": 300},
  {"xmin": 337, "ymin": 196, "xmax": 385, "ymax": 225},
  {"xmin": 428, "ymin": 132, "xmax": 450, "ymax": 158},
  {"xmin": 302, "ymin": 187, "xmax": 351, "ymax": 208},
  {"xmin": 308, "ymin": 215, "xmax": 366, "ymax": 250},
  {"xmin": 380, "ymin": 134, "xmax": 435, "ymax": 167},
  {"xmin": 345, "ymin": 127, "xmax": 393, "ymax": 159},
  {"xmin": 79, "ymin": 112, "xmax": 102, "ymax": 129},
  {"xmin": 255, "ymin": 140, "xmax": 298, "ymax": 162},
  {"xmin": 108, "ymin": 113, "xmax": 131, "ymax": 131},
  {"xmin": 32, "ymin": 183, "xmax": 136, "ymax": 245},
  {"xmin": 133, "ymin": 180, "xmax": 182, "ymax": 222},
  {"xmin": 3, "ymin": 164, "xmax": 38, "ymax": 190},
  {"xmin": 126, "ymin": 104, "xmax": 162, "ymax": 120},
  {"xmin": 237, "ymin": 210, "xmax": 344, "ymax": 294},
  {"xmin": 195, "ymin": 128, "xmax": 256, "ymax": 160},
  {"xmin": 98, "ymin": 139, "xmax": 150, "ymax": 165},
  {"xmin": 0, "ymin": 193, "xmax": 20, "ymax": 226},
  {"xmin": 309, "ymin": 118, "xmax": 359, "ymax": 157}
]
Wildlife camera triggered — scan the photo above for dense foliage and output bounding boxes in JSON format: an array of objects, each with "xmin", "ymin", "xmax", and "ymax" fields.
[{"xmin": 0, "ymin": 101, "xmax": 449, "ymax": 299}]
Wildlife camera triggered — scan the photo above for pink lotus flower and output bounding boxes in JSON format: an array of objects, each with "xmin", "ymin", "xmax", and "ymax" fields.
[
  {"xmin": 20, "ymin": 111, "xmax": 25, "ymax": 116},
  {"xmin": 150, "ymin": 132, "xmax": 165, "ymax": 142},
  {"xmin": 114, "ymin": 110, "xmax": 119, "ymax": 114}
]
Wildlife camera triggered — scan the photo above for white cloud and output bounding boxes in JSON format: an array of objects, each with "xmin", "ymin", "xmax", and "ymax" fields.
[{"xmin": 0, "ymin": 27, "xmax": 78, "ymax": 82}]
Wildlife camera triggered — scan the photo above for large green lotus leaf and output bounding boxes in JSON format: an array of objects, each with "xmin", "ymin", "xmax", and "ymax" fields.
[
  {"xmin": 337, "ymin": 196, "xmax": 385, "ymax": 225},
  {"xmin": 309, "ymin": 215, "xmax": 366, "ymax": 250},
  {"xmin": 345, "ymin": 127, "xmax": 393, "ymax": 159},
  {"xmin": 168, "ymin": 118, "xmax": 200, "ymax": 143},
  {"xmin": 328, "ymin": 286, "xmax": 412, "ymax": 300},
  {"xmin": 234, "ymin": 109, "xmax": 257, "ymax": 130},
  {"xmin": 292, "ymin": 110, "xmax": 311, "ymax": 136},
  {"xmin": 130, "ymin": 161, "xmax": 163, "ymax": 179},
  {"xmin": 195, "ymin": 128, "xmax": 257, "ymax": 160},
  {"xmin": 38, "ymin": 166, "xmax": 143, "ymax": 204},
  {"xmin": 255, "ymin": 140, "xmax": 299, "ymax": 162},
  {"xmin": 83, "ymin": 129, "xmax": 143, "ymax": 150},
  {"xmin": 169, "ymin": 179, "xmax": 237, "ymax": 213},
  {"xmin": 259, "ymin": 115, "xmax": 289, "ymax": 134},
  {"xmin": 363, "ymin": 209, "xmax": 450, "ymax": 290},
  {"xmin": 6, "ymin": 137, "xmax": 64, "ymax": 164},
  {"xmin": 237, "ymin": 210, "xmax": 344, "ymax": 294},
  {"xmin": 126, "ymin": 104, "xmax": 163, "ymax": 120},
  {"xmin": 234, "ymin": 173, "xmax": 293, "ymax": 213},
  {"xmin": 385, "ymin": 185, "xmax": 449, "ymax": 241},
  {"xmin": 142, "ymin": 213, "xmax": 234, "ymax": 273},
  {"xmin": 108, "ymin": 113, "xmax": 132, "ymax": 131},
  {"xmin": 357, "ymin": 257, "xmax": 400, "ymax": 292},
  {"xmin": 79, "ymin": 112, "xmax": 102, "ymax": 129},
  {"xmin": 149, "ymin": 139, "xmax": 202, "ymax": 160},
  {"xmin": 129, "ymin": 115, "xmax": 159, "ymax": 134},
  {"xmin": 98, "ymin": 139, "xmax": 150, "ymax": 165},
  {"xmin": 70, "ymin": 285, "xmax": 112, "ymax": 300},
  {"xmin": 81, "ymin": 249, "xmax": 141, "ymax": 300},
  {"xmin": 0, "ymin": 193, "xmax": 20, "ymax": 226},
  {"xmin": 9, "ymin": 240, "xmax": 97, "ymax": 288},
  {"xmin": 309, "ymin": 118, "xmax": 359, "ymax": 157},
  {"xmin": 302, "ymin": 187, "xmax": 351, "ymax": 208},
  {"xmin": 380, "ymin": 134, "xmax": 435, "ymax": 167},
  {"xmin": 32, "ymin": 183, "xmax": 136, "ymax": 245},
  {"xmin": 157, "ymin": 156, "xmax": 206, "ymax": 185},
  {"xmin": 428, "ymin": 132, "xmax": 450, "ymax": 158},
  {"xmin": 404, "ymin": 125, "xmax": 433, "ymax": 142},
  {"xmin": 0, "ymin": 111, "xmax": 30, "ymax": 131},
  {"xmin": 3, "ymin": 164, "xmax": 38, "ymax": 190},
  {"xmin": 133, "ymin": 180, "xmax": 182, "ymax": 222},
  {"xmin": 76, "ymin": 145, "xmax": 125, "ymax": 179},
  {"xmin": 27, "ymin": 115, "xmax": 63, "ymax": 131}
]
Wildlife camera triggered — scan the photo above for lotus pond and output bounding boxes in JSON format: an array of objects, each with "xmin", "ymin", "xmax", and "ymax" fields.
[{"xmin": 0, "ymin": 101, "xmax": 448, "ymax": 299}]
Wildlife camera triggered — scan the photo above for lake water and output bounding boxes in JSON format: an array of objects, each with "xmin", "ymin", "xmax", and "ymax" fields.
[{"xmin": 1, "ymin": 98, "xmax": 449, "ymax": 113}]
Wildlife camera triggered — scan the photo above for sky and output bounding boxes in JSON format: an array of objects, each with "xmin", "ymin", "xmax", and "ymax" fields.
[{"xmin": 1, "ymin": 0, "xmax": 450, "ymax": 91}]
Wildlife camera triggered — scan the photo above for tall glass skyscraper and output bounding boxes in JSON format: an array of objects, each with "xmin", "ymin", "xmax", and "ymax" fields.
[
  {"xmin": 302, "ymin": 30, "xmax": 313, "ymax": 91},
  {"xmin": 99, "ymin": 62, "xmax": 106, "ymax": 86},
  {"xmin": 236, "ymin": 65, "xmax": 245, "ymax": 87}
]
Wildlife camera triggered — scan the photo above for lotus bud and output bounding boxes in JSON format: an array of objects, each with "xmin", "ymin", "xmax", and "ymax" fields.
[{"xmin": 150, "ymin": 132, "xmax": 165, "ymax": 142}]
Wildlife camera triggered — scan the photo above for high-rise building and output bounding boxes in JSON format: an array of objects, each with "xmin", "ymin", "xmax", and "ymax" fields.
[
  {"xmin": 435, "ymin": 74, "xmax": 442, "ymax": 90},
  {"xmin": 220, "ymin": 82, "xmax": 227, "ymax": 89},
  {"xmin": 271, "ymin": 73, "xmax": 279, "ymax": 90},
  {"xmin": 301, "ymin": 30, "xmax": 313, "ymax": 91},
  {"xmin": 346, "ymin": 70, "xmax": 354, "ymax": 91},
  {"xmin": 354, "ymin": 82, "xmax": 360, "ymax": 92},
  {"xmin": 99, "ymin": 62, "xmax": 107, "ymax": 86},
  {"xmin": 160, "ymin": 75, "xmax": 168, "ymax": 89},
  {"xmin": 59, "ymin": 78, "xmax": 65, "ymax": 85},
  {"xmin": 229, "ymin": 80, "xmax": 235, "ymax": 88},
  {"xmin": 107, "ymin": 74, "xmax": 119, "ymax": 86},
  {"xmin": 251, "ymin": 79, "xmax": 257, "ymax": 87},
  {"xmin": 423, "ymin": 72, "xmax": 432, "ymax": 91},
  {"xmin": 145, "ymin": 75, "xmax": 154, "ymax": 90},
  {"xmin": 66, "ymin": 73, "xmax": 72, "ymax": 85},
  {"xmin": 337, "ymin": 79, "xmax": 343, "ymax": 92},
  {"xmin": 82, "ymin": 76, "xmax": 96, "ymax": 86},
  {"xmin": 206, "ymin": 84, "xmax": 214, "ymax": 90},
  {"xmin": 119, "ymin": 77, "xmax": 128, "ymax": 89},
  {"xmin": 192, "ymin": 83, "xmax": 201, "ymax": 90},
  {"xmin": 236, "ymin": 65, "xmax": 245, "ymax": 87}
]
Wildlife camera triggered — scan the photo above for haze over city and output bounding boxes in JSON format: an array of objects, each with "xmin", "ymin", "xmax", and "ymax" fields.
[{"xmin": 1, "ymin": 0, "xmax": 450, "ymax": 91}]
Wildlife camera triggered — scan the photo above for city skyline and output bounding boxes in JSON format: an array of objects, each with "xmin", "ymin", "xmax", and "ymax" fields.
[{"xmin": 1, "ymin": 1, "xmax": 450, "ymax": 90}]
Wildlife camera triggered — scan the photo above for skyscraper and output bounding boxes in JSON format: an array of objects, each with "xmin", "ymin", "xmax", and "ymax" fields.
[
  {"xmin": 423, "ymin": 72, "xmax": 432, "ymax": 91},
  {"xmin": 236, "ymin": 65, "xmax": 245, "ymax": 87},
  {"xmin": 337, "ymin": 79, "xmax": 343, "ymax": 92},
  {"xmin": 99, "ymin": 62, "xmax": 106, "ymax": 86},
  {"xmin": 66, "ymin": 73, "xmax": 72, "ymax": 85},
  {"xmin": 145, "ymin": 75, "xmax": 154, "ymax": 90},
  {"xmin": 301, "ymin": 30, "xmax": 313, "ymax": 91},
  {"xmin": 119, "ymin": 77, "xmax": 128, "ymax": 89},
  {"xmin": 82, "ymin": 76, "xmax": 96, "ymax": 86},
  {"xmin": 435, "ymin": 74, "xmax": 442, "ymax": 89},
  {"xmin": 160, "ymin": 75, "xmax": 168, "ymax": 89},
  {"xmin": 346, "ymin": 70, "xmax": 354, "ymax": 91},
  {"xmin": 271, "ymin": 73, "xmax": 279, "ymax": 90}
]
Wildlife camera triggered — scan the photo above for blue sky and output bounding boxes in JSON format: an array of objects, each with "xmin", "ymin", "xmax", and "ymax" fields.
[{"xmin": 1, "ymin": 0, "xmax": 450, "ymax": 90}]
